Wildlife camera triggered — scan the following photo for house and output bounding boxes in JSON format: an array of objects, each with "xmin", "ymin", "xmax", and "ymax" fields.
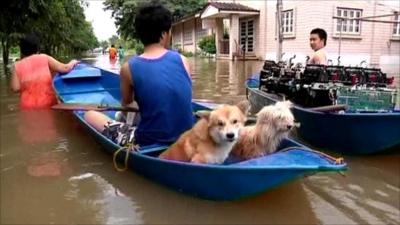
[{"xmin": 171, "ymin": 0, "xmax": 399, "ymax": 74}]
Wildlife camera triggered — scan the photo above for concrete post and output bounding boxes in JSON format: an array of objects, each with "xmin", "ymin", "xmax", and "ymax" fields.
[
  {"xmin": 229, "ymin": 14, "xmax": 240, "ymax": 60},
  {"xmin": 215, "ymin": 18, "xmax": 224, "ymax": 57}
]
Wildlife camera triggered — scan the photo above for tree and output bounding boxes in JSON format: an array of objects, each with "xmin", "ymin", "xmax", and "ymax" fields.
[
  {"xmin": 108, "ymin": 35, "xmax": 120, "ymax": 46},
  {"xmin": 104, "ymin": 0, "xmax": 207, "ymax": 40},
  {"xmin": 100, "ymin": 40, "xmax": 109, "ymax": 51},
  {"xmin": 0, "ymin": 0, "xmax": 46, "ymax": 68},
  {"xmin": 0, "ymin": 0, "xmax": 99, "ymax": 73}
]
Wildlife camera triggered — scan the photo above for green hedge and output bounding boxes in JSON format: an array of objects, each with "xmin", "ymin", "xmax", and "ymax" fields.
[{"xmin": 198, "ymin": 35, "xmax": 216, "ymax": 55}]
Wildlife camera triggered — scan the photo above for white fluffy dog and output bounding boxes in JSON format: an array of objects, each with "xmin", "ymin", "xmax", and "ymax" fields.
[{"xmin": 232, "ymin": 101, "xmax": 298, "ymax": 159}]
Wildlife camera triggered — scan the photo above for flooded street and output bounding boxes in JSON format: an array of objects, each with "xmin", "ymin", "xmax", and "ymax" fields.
[{"xmin": 1, "ymin": 54, "xmax": 399, "ymax": 225}]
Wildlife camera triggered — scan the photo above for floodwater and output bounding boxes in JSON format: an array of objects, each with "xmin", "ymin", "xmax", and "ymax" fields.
[{"xmin": 1, "ymin": 54, "xmax": 399, "ymax": 225}]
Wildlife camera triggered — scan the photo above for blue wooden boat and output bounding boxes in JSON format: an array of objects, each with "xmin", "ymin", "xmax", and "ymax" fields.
[
  {"xmin": 53, "ymin": 64, "xmax": 347, "ymax": 200},
  {"xmin": 246, "ymin": 78, "xmax": 400, "ymax": 155}
]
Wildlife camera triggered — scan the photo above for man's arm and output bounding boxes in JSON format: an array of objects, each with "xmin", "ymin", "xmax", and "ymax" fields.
[
  {"xmin": 180, "ymin": 54, "xmax": 192, "ymax": 77},
  {"xmin": 120, "ymin": 62, "xmax": 134, "ymax": 107}
]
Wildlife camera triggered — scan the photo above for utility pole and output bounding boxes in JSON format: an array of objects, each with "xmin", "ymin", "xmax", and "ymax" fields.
[{"xmin": 276, "ymin": 0, "xmax": 283, "ymax": 61}]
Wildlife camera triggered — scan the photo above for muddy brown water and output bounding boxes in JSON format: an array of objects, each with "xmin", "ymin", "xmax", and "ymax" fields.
[{"xmin": 0, "ymin": 54, "xmax": 399, "ymax": 224}]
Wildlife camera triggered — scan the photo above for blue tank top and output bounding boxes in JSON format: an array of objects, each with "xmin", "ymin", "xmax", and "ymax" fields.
[{"xmin": 128, "ymin": 50, "xmax": 194, "ymax": 146}]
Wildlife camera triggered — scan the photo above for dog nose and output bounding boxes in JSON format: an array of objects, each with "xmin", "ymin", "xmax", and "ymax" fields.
[
  {"xmin": 287, "ymin": 125, "xmax": 293, "ymax": 130},
  {"xmin": 226, "ymin": 133, "xmax": 235, "ymax": 139}
]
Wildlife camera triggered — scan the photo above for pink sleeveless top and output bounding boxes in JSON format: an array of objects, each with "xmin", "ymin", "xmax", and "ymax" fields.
[{"xmin": 14, "ymin": 54, "xmax": 58, "ymax": 109}]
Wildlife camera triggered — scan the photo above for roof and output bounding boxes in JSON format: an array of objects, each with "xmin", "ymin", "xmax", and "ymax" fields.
[
  {"xmin": 172, "ymin": 2, "xmax": 259, "ymax": 25},
  {"xmin": 207, "ymin": 2, "xmax": 259, "ymax": 12}
]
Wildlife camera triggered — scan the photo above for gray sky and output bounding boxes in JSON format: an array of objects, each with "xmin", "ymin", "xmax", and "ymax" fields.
[
  {"xmin": 83, "ymin": 0, "xmax": 399, "ymax": 42},
  {"xmin": 84, "ymin": 0, "xmax": 117, "ymax": 41}
]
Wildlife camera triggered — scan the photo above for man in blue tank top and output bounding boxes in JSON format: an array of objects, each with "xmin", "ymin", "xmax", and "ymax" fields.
[{"xmin": 84, "ymin": 3, "xmax": 194, "ymax": 146}]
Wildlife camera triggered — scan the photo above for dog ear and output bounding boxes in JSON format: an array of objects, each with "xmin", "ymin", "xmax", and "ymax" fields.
[
  {"xmin": 236, "ymin": 100, "xmax": 250, "ymax": 115},
  {"xmin": 195, "ymin": 110, "xmax": 211, "ymax": 121}
]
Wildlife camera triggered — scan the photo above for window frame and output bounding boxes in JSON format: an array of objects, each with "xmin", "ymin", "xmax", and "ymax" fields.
[
  {"xmin": 183, "ymin": 29, "xmax": 193, "ymax": 45},
  {"xmin": 335, "ymin": 7, "xmax": 363, "ymax": 35},
  {"xmin": 281, "ymin": 9, "xmax": 295, "ymax": 36},
  {"xmin": 275, "ymin": 8, "xmax": 296, "ymax": 39},
  {"xmin": 393, "ymin": 13, "xmax": 400, "ymax": 37}
]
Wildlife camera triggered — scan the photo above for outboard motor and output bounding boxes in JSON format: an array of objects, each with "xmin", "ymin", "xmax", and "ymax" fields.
[
  {"xmin": 302, "ymin": 64, "xmax": 328, "ymax": 84},
  {"xmin": 344, "ymin": 67, "xmax": 365, "ymax": 85},
  {"xmin": 326, "ymin": 65, "xmax": 345, "ymax": 82},
  {"xmin": 362, "ymin": 68, "xmax": 387, "ymax": 85},
  {"xmin": 262, "ymin": 60, "xmax": 281, "ymax": 77},
  {"xmin": 259, "ymin": 60, "xmax": 281, "ymax": 92}
]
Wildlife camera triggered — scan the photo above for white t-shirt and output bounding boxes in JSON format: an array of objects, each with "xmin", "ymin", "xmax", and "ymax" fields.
[{"xmin": 309, "ymin": 47, "xmax": 327, "ymax": 65}]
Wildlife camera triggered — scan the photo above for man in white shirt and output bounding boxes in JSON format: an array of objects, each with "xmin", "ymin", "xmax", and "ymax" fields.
[{"xmin": 308, "ymin": 28, "xmax": 327, "ymax": 65}]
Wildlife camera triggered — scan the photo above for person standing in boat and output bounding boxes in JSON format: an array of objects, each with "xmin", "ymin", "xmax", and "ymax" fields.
[
  {"xmin": 10, "ymin": 33, "xmax": 79, "ymax": 109},
  {"xmin": 85, "ymin": 3, "xmax": 194, "ymax": 146},
  {"xmin": 308, "ymin": 28, "xmax": 328, "ymax": 65}
]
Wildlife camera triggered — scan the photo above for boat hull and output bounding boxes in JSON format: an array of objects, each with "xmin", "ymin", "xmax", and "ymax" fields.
[
  {"xmin": 246, "ymin": 80, "xmax": 400, "ymax": 154},
  {"xmin": 52, "ymin": 64, "xmax": 347, "ymax": 200}
]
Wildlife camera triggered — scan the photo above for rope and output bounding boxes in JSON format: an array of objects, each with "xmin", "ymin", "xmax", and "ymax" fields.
[
  {"xmin": 279, "ymin": 146, "xmax": 346, "ymax": 177},
  {"xmin": 279, "ymin": 146, "xmax": 345, "ymax": 165},
  {"xmin": 112, "ymin": 143, "xmax": 138, "ymax": 172}
]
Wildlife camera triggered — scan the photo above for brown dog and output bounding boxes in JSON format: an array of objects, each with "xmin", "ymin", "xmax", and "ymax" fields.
[
  {"xmin": 232, "ymin": 101, "xmax": 297, "ymax": 159},
  {"xmin": 159, "ymin": 101, "xmax": 249, "ymax": 164}
]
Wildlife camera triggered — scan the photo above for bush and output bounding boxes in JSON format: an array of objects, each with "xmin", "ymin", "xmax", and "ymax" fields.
[
  {"xmin": 134, "ymin": 41, "xmax": 144, "ymax": 55},
  {"xmin": 182, "ymin": 51, "xmax": 193, "ymax": 57},
  {"xmin": 198, "ymin": 35, "xmax": 216, "ymax": 55}
]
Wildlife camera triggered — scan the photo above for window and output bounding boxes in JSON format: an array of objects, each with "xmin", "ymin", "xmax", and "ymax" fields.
[
  {"xmin": 196, "ymin": 28, "xmax": 208, "ymax": 41},
  {"xmin": 336, "ymin": 8, "xmax": 362, "ymax": 34},
  {"xmin": 173, "ymin": 32, "xmax": 181, "ymax": 44},
  {"xmin": 393, "ymin": 14, "xmax": 400, "ymax": 36},
  {"xmin": 183, "ymin": 29, "xmax": 192, "ymax": 44},
  {"xmin": 281, "ymin": 10, "xmax": 294, "ymax": 35}
]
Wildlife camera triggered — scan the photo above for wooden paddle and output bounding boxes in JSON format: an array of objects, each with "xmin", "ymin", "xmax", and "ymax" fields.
[
  {"xmin": 307, "ymin": 104, "xmax": 348, "ymax": 112},
  {"xmin": 52, "ymin": 103, "xmax": 139, "ymax": 112},
  {"xmin": 245, "ymin": 104, "xmax": 348, "ymax": 124}
]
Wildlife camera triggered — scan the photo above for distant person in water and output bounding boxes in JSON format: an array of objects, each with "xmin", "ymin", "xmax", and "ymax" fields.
[
  {"xmin": 84, "ymin": 2, "xmax": 193, "ymax": 147},
  {"xmin": 10, "ymin": 33, "xmax": 79, "ymax": 109},
  {"xmin": 308, "ymin": 28, "xmax": 328, "ymax": 65},
  {"xmin": 118, "ymin": 45, "xmax": 125, "ymax": 62},
  {"xmin": 109, "ymin": 44, "xmax": 117, "ymax": 60}
]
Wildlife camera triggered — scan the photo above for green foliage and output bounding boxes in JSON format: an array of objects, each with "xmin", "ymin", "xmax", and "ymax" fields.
[
  {"xmin": 134, "ymin": 41, "xmax": 144, "ymax": 55},
  {"xmin": 223, "ymin": 27, "xmax": 230, "ymax": 39},
  {"xmin": 100, "ymin": 40, "xmax": 109, "ymax": 50},
  {"xmin": 104, "ymin": 0, "xmax": 207, "ymax": 40},
  {"xmin": 108, "ymin": 35, "xmax": 120, "ymax": 46},
  {"xmin": 0, "ymin": 0, "xmax": 99, "ymax": 69},
  {"xmin": 198, "ymin": 35, "xmax": 216, "ymax": 55},
  {"xmin": 181, "ymin": 51, "xmax": 194, "ymax": 57}
]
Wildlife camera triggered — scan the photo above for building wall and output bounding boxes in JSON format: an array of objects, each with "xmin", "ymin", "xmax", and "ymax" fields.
[
  {"xmin": 182, "ymin": 19, "xmax": 195, "ymax": 53},
  {"xmin": 172, "ymin": 17, "xmax": 213, "ymax": 53},
  {"xmin": 172, "ymin": 0, "xmax": 399, "ymax": 74},
  {"xmin": 172, "ymin": 24, "xmax": 183, "ymax": 48},
  {"xmin": 260, "ymin": 0, "xmax": 399, "ymax": 74}
]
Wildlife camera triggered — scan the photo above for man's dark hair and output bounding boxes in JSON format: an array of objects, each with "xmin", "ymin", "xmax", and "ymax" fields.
[
  {"xmin": 111, "ymin": 44, "xmax": 115, "ymax": 48},
  {"xmin": 134, "ymin": 3, "xmax": 172, "ymax": 46},
  {"xmin": 20, "ymin": 34, "xmax": 39, "ymax": 57},
  {"xmin": 310, "ymin": 28, "xmax": 327, "ymax": 46}
]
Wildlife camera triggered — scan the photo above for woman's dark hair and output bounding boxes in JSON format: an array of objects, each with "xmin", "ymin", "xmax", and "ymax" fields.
[
  {"xmin": 134, "ymin": 3, "xmax": 172, "ymax": 46},
  {"xmin": 20, "ymin": 34, "xmax": 39, "ymax": 57},
  {"xmin": 310, "ymin": 28, "xmax": 327, "ymax": 46}
]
